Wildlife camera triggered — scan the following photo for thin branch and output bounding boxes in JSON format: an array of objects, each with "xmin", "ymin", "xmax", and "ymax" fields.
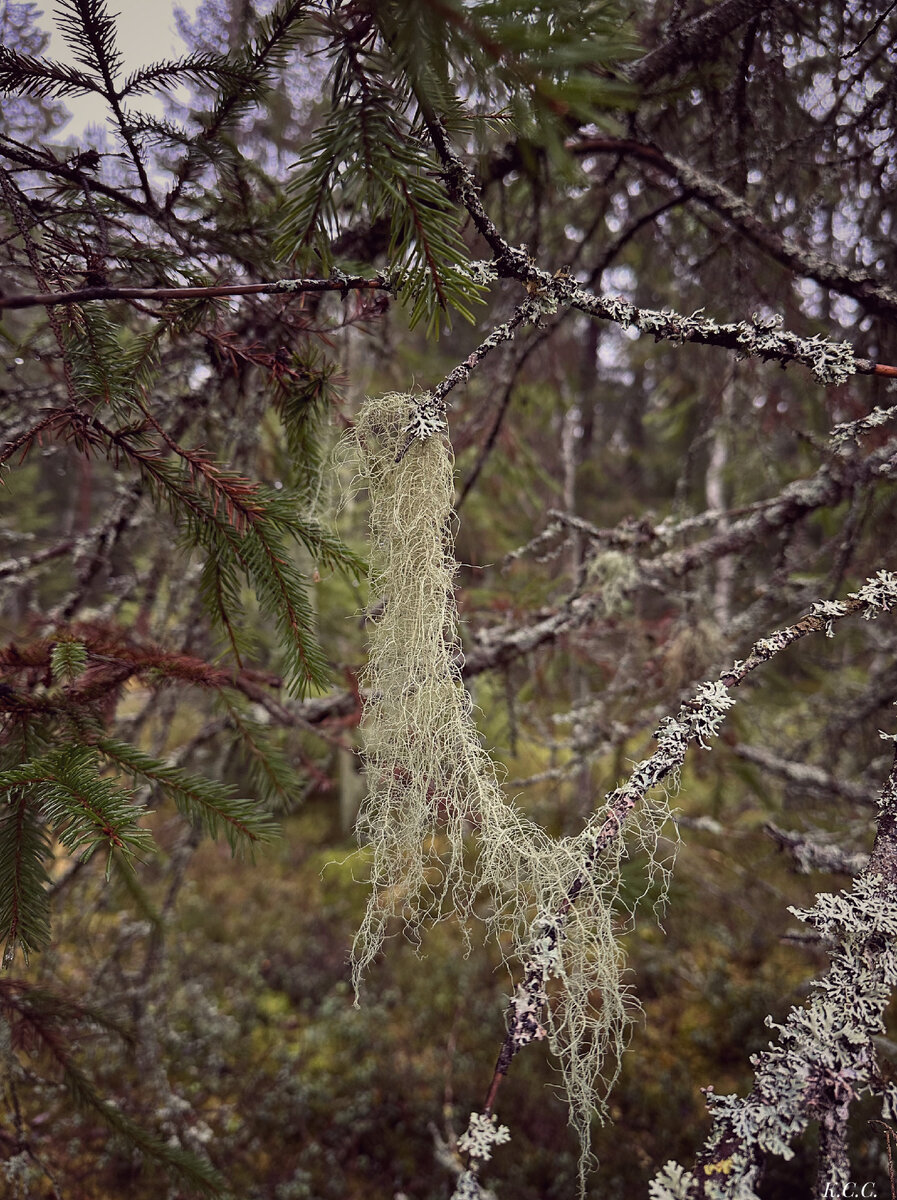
[
  {"xmin": 764, "ymin": 822, "xmax": 868, "ymax": 876},
  {"xmin": 0, "ymin": 275, "xmax": 390, "ymax": 312},
  {"xmin": 627, "ymin": 0, "xmax": 775, "ymax": 88},
  {"xmin": 393, "ymin": 300, "xmax": 537, "ymax": 462},
  {"xmin": 0, "ymin": 134, "xmax": 155, "ymax": 218},
  {"xmin": 431, "ymin": 301, "xmax": 534, "ymax": 408},
  {"xmin": 456, "ymin": 347, "xmax": 529, "ymax": 510},
  {"xmin": 0, "ymin": 540, "xmax": 76, "ymax": 581},
  {"xmin": 738, "ymin": 745, "xmax": 881, "ymax": 809}
]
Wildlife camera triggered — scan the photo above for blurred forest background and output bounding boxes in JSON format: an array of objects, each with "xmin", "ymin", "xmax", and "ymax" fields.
[{"xmin": 2, "ymin": 0, "xmax": 897, "ymax": 1197}]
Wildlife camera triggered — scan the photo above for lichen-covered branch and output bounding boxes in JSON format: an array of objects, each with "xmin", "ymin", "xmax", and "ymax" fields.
[
  {"xmin": 764, "ymin": 822, "xmax": 868, "ymax": 877},
  {"xmin": 466, "ymin": 434, "xmax": 897, "ymax": 674},
  {"xmin": 462, "ymin": 573, "xmax": 897, "ymax": 1200},
  {"xmin": 651, "ymin": 746, "xmax": 897, "ymax": 1199},
  {"xmin": 422, "ymin": 118, "xmax": 897, "ymax": 378}
]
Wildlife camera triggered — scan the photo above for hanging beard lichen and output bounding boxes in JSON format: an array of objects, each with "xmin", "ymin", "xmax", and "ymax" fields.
[{"xmin": 350, "ymin": 393, "xmax": 675, "ymax": 1182}]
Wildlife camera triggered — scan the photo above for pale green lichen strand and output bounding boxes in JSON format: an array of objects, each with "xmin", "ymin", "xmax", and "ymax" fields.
[{"xmin": 349, "ymin": 393, "xmax": 669, "ymax": 1184}]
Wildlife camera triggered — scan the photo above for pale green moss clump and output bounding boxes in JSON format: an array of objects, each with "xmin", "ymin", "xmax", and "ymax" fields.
[{"xmin": 349, "ymin": 394, "xmax": 674, "ymax": 1179}]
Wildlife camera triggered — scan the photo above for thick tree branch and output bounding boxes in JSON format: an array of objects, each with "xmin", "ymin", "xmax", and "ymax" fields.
[
  {"xmin": 571, "ymin": 135, "xmax": 897, "ymax": 323},
  {"xmin": 627, "ymin": 0, "xmax": 775, "ymax": 89}
]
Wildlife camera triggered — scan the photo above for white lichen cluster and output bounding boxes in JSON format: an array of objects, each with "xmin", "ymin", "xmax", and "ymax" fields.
[
  {"xmin": 402, "ymin": 395, "xmax": 447, "ymax": 442},
  {"xmin": 649, "ymin": 871, "xmax": 897, "ymax": 1199},
  {"xmin": 656, "ymin": 680, "xmax": 737, "ymax": 752},
  {"xmin": 460, "ymin": 253, "xmax": 861, "ymax": 383},
  {"xmin": 477, "ymin": 308, "xmax": 535, "ymax": 353},
  {"xmin": 849, "ymin": 569, "xmax": 897, "ymax": 618},
  {"xmin": 457, "ymin": 1112, "xmax": 511, "ymax": 1162},
  {"xmin": 349, "ymin": 393, "xmax": 670, "ymax": 1186},
  {"xmin": 830, "ymin": 401, "xmax": 897, "ymax": 452},
  {"xmin": 809, "ymin": 599, "xmax": 851, "ymax": 637},
  {"xmin": 465, "ymin": 260, "xmax": 500, "ymax": 287}
]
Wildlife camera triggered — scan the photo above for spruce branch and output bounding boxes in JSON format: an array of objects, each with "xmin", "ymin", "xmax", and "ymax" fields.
[
  {"xmin": 1, "ymin": 978, "xmax": 224, "ymax": 1193},
  {"xmin": 53, "ymin": 0, "xmax": 154, "ymax": 203},
  {"xmin": 0, "ymin": 134, "xmax": 159, "ymax": 218},
  {"xmin": 54, "ymin": 0, "xmax": 122, "ymax": 81},
  {"xmin": 0, "ymin": 747, "xmax": 155, "ymax": 864},
  {"xmin": 118, "ymin": 52, "xmax": 255, "ymax": 99},
  {"xmin": 164, "ymin": 0, "xmax": 312, "ymax": 210},
  {"xmin": 278, "ymin": 83, "xmax": 479, "ymax": 332},
  {"xmin": 0, "ymin": 625, "xmax": 295, "ymax": 720},
  {"xmin": 1, "ymin": 406, "xmax": 356, "ymax": 695},
  {"xmin": 0, "ymin": 795, "xmax": 53, "ymax": 967},
  {"xmin": 0, "ymin": 45, "xmax": 102, "ymax": 98}
]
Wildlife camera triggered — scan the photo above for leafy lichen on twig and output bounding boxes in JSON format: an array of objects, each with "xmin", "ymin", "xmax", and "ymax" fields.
[
  {"xmin": 651, "ymin": 750, "xmax": 897, "ymax": 1200},
  {"xmin": 423, "ymin": 119, "xmax": 896, "ymax": 380}
]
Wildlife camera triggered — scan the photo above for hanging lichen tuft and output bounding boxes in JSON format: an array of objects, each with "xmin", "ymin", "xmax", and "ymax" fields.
[
  {"xmin": 349, "ymin": 393, "xmax": 675, "ymax": 1180},
  {"xmin": 350, "ymin": 392, "xmax": 479, "ymax": 978}
]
